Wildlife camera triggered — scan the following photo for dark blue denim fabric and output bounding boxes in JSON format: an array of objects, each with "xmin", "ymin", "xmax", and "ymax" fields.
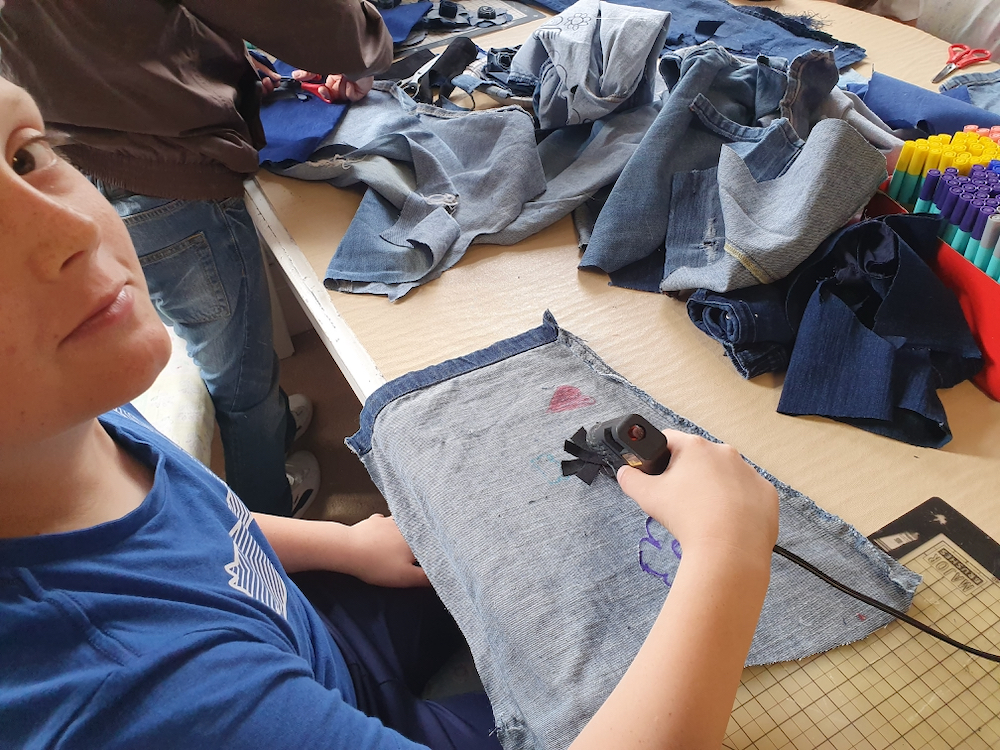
[
  {"xmin": 778, "ymin": 214, "xmax": 983, "ymax": 448},
  {"xmin": 524, "ymin": 0, "xmax": 866, "ymax": 70},
  {"xmin": 686, "ymin": 284, "xmax": 793, "ymax": 378},
  {"xmin": 856, "ymin": 72, "xmax": 1000, "ymax": 135},
  {"xmin": 380, "ymin": 1, "xmax": 433, "ymax": 43},
  {"xmin": 257, "ymin": 59, "xmax": 348, "ymax": 164},
  {"xmin": 939, "ymin": 70, "xmax": 1000, "ymax": 116}
]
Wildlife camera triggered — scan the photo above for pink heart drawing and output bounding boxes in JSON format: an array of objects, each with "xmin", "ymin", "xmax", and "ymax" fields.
[{"xmin": 547, "ymin": 385, "xmax": 596, "ymax": 413}]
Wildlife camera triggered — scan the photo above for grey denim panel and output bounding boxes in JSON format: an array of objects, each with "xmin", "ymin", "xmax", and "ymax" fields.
[
  {"xmin": 509, "ymin": 0, "xmax": 669, "ymax": 130},
  {"xmin": 939, "ymin": 69, "xmax": 1000, "ymax": 115},
  {"xmin": 349, "ymin": 313, "xmax": 920, "ymax": 750},
  {"xmin": 661, "ymin": 117, "xmax": 888, "ymax": 293}
]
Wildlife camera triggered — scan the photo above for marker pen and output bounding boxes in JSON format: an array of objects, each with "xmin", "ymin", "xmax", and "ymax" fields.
[
  {"xmin": 899, "ymin": 144, "xmax": 929, "ymax": 204},
  {"xmin": 953, "ymin": 199, "xmax": 982, "ymax": 255},
  {"xmin": 968, "ymin": 207, "xmax": 995, "ymax": 269},
  {"xmin": 923, "ymin": 148, "xmax": 942, "ymax": 177},
  {"xmin": 939, "ymin": 187, "xmax": 963, "ymax": 238},
  {"xmin": 955, "ymin": 153, "xmax": 973, "ymax": 175},
  {"xmin": 964, "ymin": 124, "xmax": 981, "ymax": 133},
  {"xmin": 930, "ymin": 175, "xmax": 954, "ymax": 214},
  {"xmin": 939, "ymin": 152, "xmax": 956, "ymax": 172},
  {"xmin": 982, "ymin": 215, "xmax": 1000, "ymax": 280},
  {"xmin": 914, "ymin": 169, "xmax": 941, "ymax": 213},
  {"xmin": 887, "ymin": 141, "xmax": 915, "ymax": 200},
  {"xmin": 942, "ymin": 192, "xmax": 971, "ymax": 244}
]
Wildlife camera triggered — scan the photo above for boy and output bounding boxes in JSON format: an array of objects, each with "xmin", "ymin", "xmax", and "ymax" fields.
[
  {"xmin": 0, "ymin": 0, "xmax": 395, "ymax": 517},
  {"xmin": 0, "ymin": 78, "xmax": 779, "ymax": 749}
]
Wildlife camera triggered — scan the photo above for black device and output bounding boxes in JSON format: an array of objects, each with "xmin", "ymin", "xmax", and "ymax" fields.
[
  {"xmin": 561, "ymin": 413, "xmax": 669, "ymax": 485},
  {"xmin": 588, "ymin": 413, "xmax": 670, "ymax": 475}
]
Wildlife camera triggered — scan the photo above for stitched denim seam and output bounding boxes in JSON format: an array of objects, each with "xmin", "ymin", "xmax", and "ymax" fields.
[
  {"xmin": 120, "ymin": 198, "xmax": 187, "ymax": 226},
  {"xmin": 723, "ymin": 239, "xmax": 777, "ymax": 284}
]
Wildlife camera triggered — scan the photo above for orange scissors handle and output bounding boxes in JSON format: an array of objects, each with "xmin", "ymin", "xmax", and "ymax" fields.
[{"xmin": 933, "ymin": 45, "xmax": 992, "ymax": 83}]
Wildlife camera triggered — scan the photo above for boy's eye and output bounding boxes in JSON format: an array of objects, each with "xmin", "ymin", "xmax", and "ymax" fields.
[{"xmin": 11, "ymin": 138, "xmax": 58, "ymax": 176}]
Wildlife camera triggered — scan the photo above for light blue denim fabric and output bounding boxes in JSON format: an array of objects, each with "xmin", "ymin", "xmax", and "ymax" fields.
[
  {"xmin": 269, "ymin": 82, "xmax": 547, "ymax": 301},
  {"xmin": 508, "ymin": 0, "xmax": 670, "ymax": 129},
  {"xmin": 348, "ymin": 312, "xmax": 920, "ymax": 750},
  {"xmin": 97, "ymin": 185, "xmax": 294, "ymax": 516},
  {"xmin": 581, "ymin": 44, "xmax": 889, "ymax": 294},
  {"xmin": 939, "ymin": 69, "xmax": 1000, "ymax": 116}
]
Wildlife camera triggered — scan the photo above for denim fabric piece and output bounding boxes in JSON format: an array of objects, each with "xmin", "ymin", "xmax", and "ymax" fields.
[
  {"xmin": 582, "ymin": 44, "xmax": 887, "ymax": 294},
  {"xmin": 687, "ymin": 285, "xmax": 793, "ymax": 378},
  {"xmin": 523, "ymin": 0, "xmax": 865, "ymax": 70},
  {"xmin": 348, "ymin": 312, "xmax": 920, "ymax": 750},
  {"xmin": 269, "ymin": 82, "xmax": 546, "ymax": 300},
  {"xmin": 860, "ymin": 71, "xmax": 1000, "ymax": 134},
  {"xmin": 692, "ymin": 117, "xmax": 887, "ymax": 292},
  {"xmin": 779, "ymin": 214, "xmax": 983, "ymax": 448},
  {"xmin": 939, "ymin": 69, "xmax": 1000, "ymax": 116},
  {"xmin": 379, "ymin": 1, "xmax": 433, "ymax": 43},
  {"xmin": 257, "ymin": 60, "xmax": 348, "ymax": 165},
  {"xmin": 508, "ymin": 0, "xmax": 670, "ymax": 129},
  {"xmin": 580, "ymin": 44, "xmax": 790, "ymax": 284}
]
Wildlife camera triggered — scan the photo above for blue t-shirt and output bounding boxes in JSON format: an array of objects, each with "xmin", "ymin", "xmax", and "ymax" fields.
[{"xmin": 0, "ymin": 406, "xmax": 426, "ymax": 750}]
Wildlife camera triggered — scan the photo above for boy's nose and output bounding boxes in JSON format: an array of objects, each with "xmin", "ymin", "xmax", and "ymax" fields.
[{"xmin": 25, "ymin": 197, "xmax": 102, "ymax": 281}]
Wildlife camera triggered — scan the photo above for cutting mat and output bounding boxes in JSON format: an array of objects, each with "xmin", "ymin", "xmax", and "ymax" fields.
[{"xmin": 724, "ymin": 499, "xmax": 1000, "ymax": 750}]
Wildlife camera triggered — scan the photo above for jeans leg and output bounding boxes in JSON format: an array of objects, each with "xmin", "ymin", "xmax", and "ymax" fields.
[
  {"xmin": 102, "ymin": 187, "xmax": 294, "ymax": 515},
  {"xmin": 293, "ymin": 571, "xmax": 502, "ymax": 750}
]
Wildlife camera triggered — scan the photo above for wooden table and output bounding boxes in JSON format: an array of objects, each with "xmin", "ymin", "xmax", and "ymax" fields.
[{"xmin": 246, "ymin": 0, "xmax": 1000, "ymax": 542}]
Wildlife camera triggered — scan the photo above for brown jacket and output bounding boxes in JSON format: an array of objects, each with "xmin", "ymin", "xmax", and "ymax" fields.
[{"xmin": 0, "ymin": 0, "xmax": 393, "ymax": 199}]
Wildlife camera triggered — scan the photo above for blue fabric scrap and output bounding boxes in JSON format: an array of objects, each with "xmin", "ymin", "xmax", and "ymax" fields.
[
  {"xmin": 380, "ymin": 1, "xmax": 433, "ymax": 43},
  {"xmin": 258, "ymin": 59, "xmax": 348, "ymax": 165},
  {"xmin": 858, "ymin": 71, "xmax": 1000, "ymax": 135}
]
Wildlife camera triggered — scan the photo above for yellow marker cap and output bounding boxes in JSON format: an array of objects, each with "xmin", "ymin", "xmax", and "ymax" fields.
[
  {"xmin": 907, "ymin": 144, "xmax": 929, "ymax": 176},
  {"xmin": 894, "ymin": 140, "xmax": 915, "ymax": 172},
  {"xmin": 971, "ymin": 144, "xmax": 985, "ymax": 157},
  {"xmin": 939, "ymin": 151, "xmax": 956, "ymax": 172},
  {"xmin": 954, "ymin": 152, "xmax": 972, "ymax": 175},
  {"xmin": 937, "ymin": 133, "xmax": 952, "ymax": 144},
  {"xmin": 953, "ymin": 144, "xmax": 968, "ymax": 153},
  {"xmin": 923, "ymin": 148, "xmax": 942, "ymax": 175}
]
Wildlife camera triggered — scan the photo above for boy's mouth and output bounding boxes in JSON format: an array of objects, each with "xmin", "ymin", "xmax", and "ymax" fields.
[{"xmin": 62, "ymin": 284, "xmax": 134, "ymax": 346}]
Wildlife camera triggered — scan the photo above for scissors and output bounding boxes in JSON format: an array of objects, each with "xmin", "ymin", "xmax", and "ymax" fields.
[
  {"xmin": 277, "ymin": 74, "xmax": 337, "ymax": 104},
  {"xmin": 399, "ymin": 54, "xmax": 442, "ymax": 98},
  {"xmin": 931, "ymin": 44, "xmax": 992, "ymax": 84}
]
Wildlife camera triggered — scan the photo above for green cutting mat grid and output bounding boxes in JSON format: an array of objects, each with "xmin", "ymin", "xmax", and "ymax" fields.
[{"xmin": 723, "ymin": 536, "xmax": 1000, "ymax": 750}]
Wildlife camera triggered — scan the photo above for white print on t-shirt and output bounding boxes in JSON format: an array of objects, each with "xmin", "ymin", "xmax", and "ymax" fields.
[{"xmin": 225, "ymin": 490, "xmax": 288, "ymax": 619}]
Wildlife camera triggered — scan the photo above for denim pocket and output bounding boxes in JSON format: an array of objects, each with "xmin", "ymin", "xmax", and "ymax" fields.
[{"xmin": 138, "ymin": 231, "xmax": 232, "ymax": 324}]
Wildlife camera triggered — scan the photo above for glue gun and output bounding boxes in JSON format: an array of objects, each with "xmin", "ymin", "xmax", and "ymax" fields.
[{"xmin": 562, "ymin": 413, "xmax": 670, "ymax": 484}]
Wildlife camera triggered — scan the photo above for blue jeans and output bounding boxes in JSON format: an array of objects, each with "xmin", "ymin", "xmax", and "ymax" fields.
[{"xmin": 98, "ymin": 185, "xmax": 294, "ymax": 515}]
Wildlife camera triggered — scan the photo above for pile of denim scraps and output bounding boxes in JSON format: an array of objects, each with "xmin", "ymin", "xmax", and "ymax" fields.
[
  {"xmin": 507, "ymin": 0, "xmax": 670, "ymax": 129},
  {"xmin": 577, "ymin": 43, "xmax": 896, "ymax": 295},
  {"xmin": 687, "ymin": 214, "xmax": 983, "ymax": 448}
]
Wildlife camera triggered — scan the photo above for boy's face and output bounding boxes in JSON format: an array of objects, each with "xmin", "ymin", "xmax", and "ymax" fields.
[{"xmin": 0, "ymin": 79, "xmax": 170, "ymax": 445}]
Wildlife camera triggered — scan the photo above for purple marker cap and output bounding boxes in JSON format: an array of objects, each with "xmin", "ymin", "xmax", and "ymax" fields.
[
  {"xmin": 933, "ymin": 176, "xmax": 953, "ymax": 207},
  {"xmin": 946, "ymin": 166, "xmax": 960, "ymax": 175},
  {"xmin": 960, "ymin": 200, "xmax": 980, "ymax": 232},
  {"xmin": 987, "ymin": 198, "xmax": 1000, "ymax": 208},
  {"xmin": 972, "ymin": 206, "xmax": 993, "ymax": 241},
  {"xmin": 918, "ymin": 170, "xmax": 941, "ymax": 201},
  {"xmin": 971, "ymin": 164, "xmax": 986, "ymax": 173},
  {"xmin": 957, "ymin": 175, "xmax": 971, "ymax": 184},
  {"xmin": 941, "ymin": 186, "xmax": 962, "ymax": 218}
]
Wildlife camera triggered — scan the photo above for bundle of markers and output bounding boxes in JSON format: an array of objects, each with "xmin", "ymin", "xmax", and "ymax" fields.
[{"xmin": 886, "ymin": 125, "xmax": 1000, "ymax": 280}]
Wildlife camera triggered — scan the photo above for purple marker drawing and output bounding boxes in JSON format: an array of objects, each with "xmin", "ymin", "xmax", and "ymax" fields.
[{"xmin": 638, "ymin": 516, "xmax": 683, "ymax": 588}]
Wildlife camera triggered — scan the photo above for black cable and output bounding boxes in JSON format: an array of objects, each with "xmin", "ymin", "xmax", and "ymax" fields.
[{"xmin": 772, "ymin": 544, "xmax": 1000, "ymax": 664}]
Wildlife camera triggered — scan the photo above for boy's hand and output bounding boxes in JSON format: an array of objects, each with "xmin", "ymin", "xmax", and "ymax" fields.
[
  {"xmin": 291, "ymin": 70, "xmax": 375, "ymax": 102},
  {"xmin": 345, "ymin": 514, "xmax": 430, "ymax": 588},
  {"xmin": 617, "ymin": 430, "xmax": 779, "ymax": 560}
]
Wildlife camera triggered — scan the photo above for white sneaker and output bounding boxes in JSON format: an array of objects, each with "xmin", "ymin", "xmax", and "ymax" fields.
[
  {"xmin": 288, "ymin": 393, "xmax": 314, "ymax": 443},
  {"xmin": 286, "ymin": 450, "xmax": 321, "ymax": 518}
]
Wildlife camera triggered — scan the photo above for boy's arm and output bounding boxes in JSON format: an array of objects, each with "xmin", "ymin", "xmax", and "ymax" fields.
[
  {"xmin": 252, "ymin": 512, "xmax": 429, "ymax": 587},
  {"xmin": 181, "ymin": 0, "xmax": 393, "ymax": 79},
  {"xmin": 571, "ymin": 431, "xmax": 779, "ymax": 750}
]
